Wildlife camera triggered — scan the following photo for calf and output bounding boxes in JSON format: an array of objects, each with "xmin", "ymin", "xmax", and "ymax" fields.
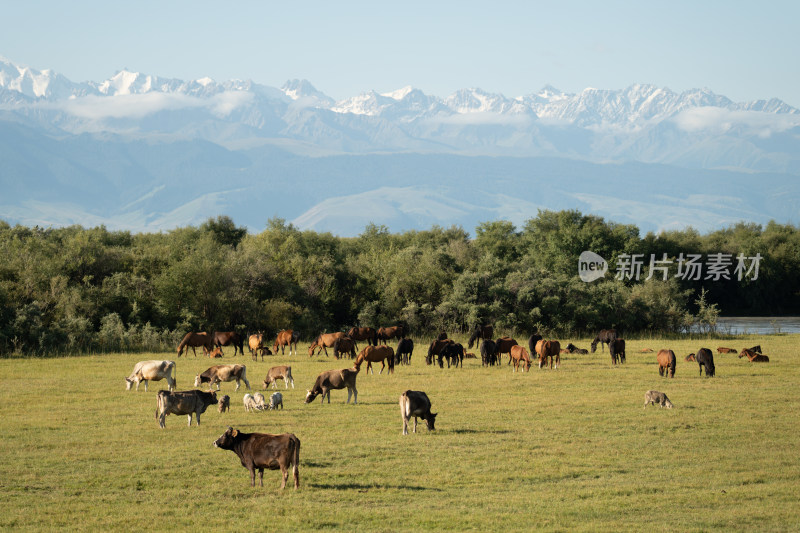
[
  {"xmin": 253, "ymin": 392, "xmax": 267, "ymax": 410},
  {"xmin": 243, "ymin": 393, "xmax": 259, "ymax": 412},
  {"xmin": 155, "ymin": 389, "xmax": 217, "ymax": 428},
  {"xmin": 218, "ymin": 394, "xmax": 231, "ymax": 413},
  {"xmin": 125, "ymin": 360, "xmax": 176, "ymax": 392},
  {"xmin": 304, "ymin": 367, "xmax": 359, "ymax": 404},
  {"xmin": 195, "ymin": 364, "xmax": 251, "ymax": 391},
  {"xmin": 263, "ymin": 366, "xmax": 294, "ymax": 390},
  {"xmin": 268, "ymin": 392, "xmax": 284, "ymax": 410},
  {"xmin": 400, "ymin": 390, "xmax": 437, "ymax": 435},
  {"xmin": 214, "ymin": 426, "xmax": 300, "ymax": 489},
  {"xmin": 644, "ymin": 390, "xmax": 674, "ymax": 409}
]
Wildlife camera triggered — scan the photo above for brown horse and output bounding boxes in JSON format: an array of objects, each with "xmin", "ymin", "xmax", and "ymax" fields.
[
  {"xmin": 739, "ymin": 348, "xmax": 769, "ymax": 362},
  {"xmin": 213, "ymin": 331, "xmax": 245, "ymax": 356},
  {"xmin": 656, "ymin": 349, "xmax": 676, "ymax": 378},
  {"xmin": 493, "ymin": 337, "xmax": 519, "ymax": 365},
  {"xmin": 467, "ymin": 324, "xmax": 494, "ymax": 350},
  {"xmin": 376, "ymin": 325, "xmax": 405, "ymax": 345},
  {"xmin": 685, "ymin": 353, "xmax": 696, "ymax": 362},
  {"xmin": 273, "ymin": 329, "xmax": 300, "ymax": 356},
  {"xmin": 509, "ymin": 345, "xmax": 532, "ymax": 372},
  {"xmin": 248, "ymin": 334, "xmax": 272, "ymax": 361},
  {"xmin": 177, "ymin": 332, "xmax": 214, "ymax": 357},
  {"xmin": 333, "ymin": 337, "xmax": 358, "ymax": 359},
  {"xmin": 309, "ymin": 332, "xmax": 346, "ymax": 357},
  {"xmin": 347, "ymin": 327, "xmax": 377, "ymax": 346},
  {"xmin": 426, "ymin": 339, "xmax": 453, "ymax": 365},
  {"xmin": 355, "ymin": 345, "xmax": 395, "ymax": 374},
  {"xmin": 716, "ymin": 347, "xmax": 737, "ymax": 354},
  {"xmin": 535, "ymin": 340, "xmax": 561, "ymax": 369}
]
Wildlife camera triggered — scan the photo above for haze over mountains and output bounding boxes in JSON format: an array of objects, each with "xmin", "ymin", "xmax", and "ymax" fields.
[{"xmin": 1, "ymin": 55, "xmax": 798, "ymax": 235}]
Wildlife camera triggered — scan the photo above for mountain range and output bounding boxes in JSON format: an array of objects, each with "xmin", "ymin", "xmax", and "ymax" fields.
[{"xmin": 1, "ymin": 55, "xmax": 798, "ymax": 236}]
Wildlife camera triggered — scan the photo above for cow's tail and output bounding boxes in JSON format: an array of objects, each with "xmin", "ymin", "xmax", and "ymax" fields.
[{"xmin": 292, "ymin": 435, "xmax": 301, "ymax": 488}]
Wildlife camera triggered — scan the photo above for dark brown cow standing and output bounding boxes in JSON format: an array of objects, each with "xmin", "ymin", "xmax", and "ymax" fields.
[
  {"xmin": 155, "ymin": 389, "xmax": 218, "ymax": 428},
  {"xmin": 214, "ymin": 427, "xmax": 300, "ymax": 490}
]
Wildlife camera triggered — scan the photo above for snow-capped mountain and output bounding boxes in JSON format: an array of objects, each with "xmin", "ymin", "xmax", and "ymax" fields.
[{"xmin": 1, "ymin": 55, "xmax": 798, "ymax": 236}]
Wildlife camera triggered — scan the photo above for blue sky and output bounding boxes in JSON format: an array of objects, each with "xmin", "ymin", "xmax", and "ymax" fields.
[{"xmin": 3, "ymin": 0, "xmax": 798, "ymax": 106}]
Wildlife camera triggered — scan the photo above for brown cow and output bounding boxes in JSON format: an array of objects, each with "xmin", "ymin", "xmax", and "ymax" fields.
[
  {"xmin": 739, "ymin": 349, "xmax": 770, "ymax": 362},
  {"xmin": 376, "ymin": 325, "xmax": 405, "ymax": 345},
  {"xmin": 125, "ymin": 360, "xmax": 176, "ymax": 392},
  {"xmin": 347, "ymin": 326, "xmax": 377, "ymax": 346},
  {"xmin": 177, "ymin": 332, "xmax": 214, "ymax": 357},
  {"xmin": 536, "ymin": 340, "xmax": 561, "ymax": 369},
  {"xmin": 214, "ymin": 427, "xmax": 300, "ymax": 490},
  {"xmin": 273, "ymin": 329, "xmax": 300, "ymax": 356},
  {"xmin": 717, "ymin": 346, "xmax": 737, "ymax": 354},
  {"xmin": 355, "ymin": 345, "xmax": 395, "ymax": 374},
  {"xmin": 213, "ymin": 331, "xmax": 245, "ymax": 356},
  {"xmin": 309, "ymin": 332, "xmax": 346, "ymax": 357},
  {"xmin": 656, "ymin": 349, "xmax": 676, "ymax": 378},
  {"xmin": 194, "ymin": 364, "xmax": 251, "ymax": 391},
  {"xmin": 155, "ymin": 389, "xmax": 217, "ymax": 428},
  {"xmin": 262, "ymin": 365, "xmax": 295, "ymax": 389},
  {"xmin": 509, "ymin": 345, "xmax": 531, "ymax": 372},
  {"xmin": 218, "ymin": 394, "xmax": 231, "ymax": 413},
  {"xmin": 304, "ymin": 367, "xmax": 360, "ymax": 404}
]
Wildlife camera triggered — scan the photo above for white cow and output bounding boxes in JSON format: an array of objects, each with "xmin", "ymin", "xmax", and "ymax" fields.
[
  {"xmin": 253, "ymin": 392, "xmax": 267, "ymax": 410},
  {"xmin": 243, "ymin": 393, "xmax": 259, "ymax": 412},
  {"xmin": 125, "ymin": 360, "xmax": 176, "ymax": 392}
]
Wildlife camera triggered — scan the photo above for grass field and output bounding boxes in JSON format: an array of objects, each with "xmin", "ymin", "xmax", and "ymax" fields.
[{"xmin": 2, "ymin": 335, "xmax": 799, "ymax": 532}]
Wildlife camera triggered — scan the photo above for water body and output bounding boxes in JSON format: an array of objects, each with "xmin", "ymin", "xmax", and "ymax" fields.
[{"xmin": 713, "ymin": 317, "xmax": 800, "ymax": 335}]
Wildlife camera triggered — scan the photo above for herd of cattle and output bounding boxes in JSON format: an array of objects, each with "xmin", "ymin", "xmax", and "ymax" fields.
[{"xmin": 125, "ymin": 325, "xmax": 771, "ymax": 489}]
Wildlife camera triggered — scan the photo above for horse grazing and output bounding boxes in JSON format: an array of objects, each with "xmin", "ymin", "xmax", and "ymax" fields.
[
  {"xmin": 248, "ymin": 333, "xmax": 271, "ymax": 361},
  {"xmin": 332, "ymin": 337, "xmax": 358, "ymax": 359},
  {"xmin": 481, "ymin": 339, "xmax": 498, "ymax": 367},
  {"xmin": 685, "ymin": 353, "xmax": 696, "ymax": 362},
  {"xmin": 590, "ymin": 329, "xmax": 617, "ymax": 353},
  {"xmin": 535, "ymin": 340, "xmax": 561, "ymax": 369},
  {"xmin": 739, "ymin": 349, "xmax": 769, "ymax": 362},
  {"xmin": 467, "ymin": 324, "xmax": 494, "ymax": 350},
  {"xmin": 439, "ymin": 343, "xmax": 464, "ymax": 368},
  {"xmin": 494, "ymin": 337, "xmax": 518, "ymax": 365},
  {"xmin": 214, "ymin": 331, "xmax": 245, "ymax": 356},
  {"xmin": 178, "ymin": 332, "xmax": 214, "ymax": 357},
  {"xmin": 509, "ymin": 345, "xmax": 532, "ymax": 372},
  {"xmin": 273, "ymin": 330, "xmax": 300, "ymax": 356},
  {"xmin": 355, "ymin": 345, "xmax": 395, "ymax": 375},
  {"xmin": 427, "ymin": 339, "xmax": 453, "ymax": 365},
  {"xmin": 376, "ymin": 325, "xmax": 405, "ymax": 345},
  {"xmin": 396, "ymin": 338, "xmax": 414, "ymax": 365},
  {"xmin": 609, "ymin": 339, "xmax": 626, "ymax": 365},
  {"xmin": 347, "ymin": 326, "xmax": 377, "ymax": 346},
  {"xmin": 695, "ymin": 348, "xmax": 715, "ymax": 377},
  {"xmin": 309, "ymin": 332, "xmax": 346, "ymax": 357},
  {"xmin": 656, "ymin": 349, "xmax": 676, "ymax": 378}
]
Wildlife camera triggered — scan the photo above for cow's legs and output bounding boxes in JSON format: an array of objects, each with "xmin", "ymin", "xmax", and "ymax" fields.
[
  {"xmin": 280, "ymin": 467, "xmax": 288, "ymax": 489},
  {"xmin": 187, "ymin": 414, "xmax": 193, "ymax": 427},
  {"xmin": 402, "ymin": 415, "xmax": 409, "ymax": 435},
  {"xmin": 413, "ymin": 416, "xmax": 418, "ymax": 433}
]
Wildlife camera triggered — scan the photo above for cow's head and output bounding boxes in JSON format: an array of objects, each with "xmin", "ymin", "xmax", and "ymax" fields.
[
  {"xmin": 194, "ymin": 374, "xmax": 202, "ymax": 387},
  {"xmin": 424, "ymin": 412, "xmax": 437, "ymax": 431},
  {"xmin": 304, "ymin": 389, "xmax": 318, "ymax": 403},
  {"xmin": 663, "ymin": 400, "xmax": 674, "ymax": 409},
  {"xmin": 213, "ymin": 427, "xmax": 238, "ymax": 449},
  {"xmin": 125, "ymin": 377, "xmax": 134, "ymax": 390}
]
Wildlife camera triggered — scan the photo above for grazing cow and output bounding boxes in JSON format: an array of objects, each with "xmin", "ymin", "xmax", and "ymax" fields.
[
  {"xmin": 656, "ymin": 349, "xmax": 677, "ymax": 378},
  {"xmin": 248, "ymin": 334, "xmax": 268, "ymax": 361},
  {"xmin": 396, "ymin": 338, "xmax": 414, "ymax": 365},
  {"xmin": 716, "ymin": 346, "xmax": 737, "ymax": 354},
  {"xmin": 376, "ymin": 325, "xmax": 405, "ymax": 345},
  {"xmin": 155, "ymin": 389, "xmax": 217, "ymax": 428},
  {"xmin": 535, "ymin": 340, "xmax": 561, "ymax": 369},
  {"xmin": 565, "ymin": 343, "xmax": 588, "ymax": 355},
  {"xmin": 439, "ymin": 343, "xmax": 464, "ymax": 368},
  {"xmin": 494, "ymin": 337, "xmax": 518, "ymax": 366},
  {"xmin": 273, "ymin": 329, "xmax": 300, "ymax": 356},
  {"xmin": 609, "ymin": 339, "xmax": 626, "ymax": 365},
  {"xmin": 268, "ymin": 392, "xmax": 284, "ymax": 410},
  {"xmin": 695, "ymin": 348, "xmax": 716, "ymax": 377},
  {"xmin": 685, "ymin": 353, "xmax": 696, "ymax": 362},
  {"xmin": 467, "ymin": 324, "xmax": 494, "ymax": 350},
  {"xmin": 347, "ymin": 326, "xmax": 378, "ymax": 346},
  {"xmin": 481, "ymin": 339, "xmax": 498, "ymax": 367},
  {"xmin": 263, "ymin": 366, "xmax": 295, "ymax": 390},
  {"xmin": 218, "ymin": 394, "xmax": 231, "ymax": 413},
  {"xmin": 125, "ymin": 360, "xmax": 176, "ymax": 392},
  {"xmin": 177, "ymin": 332, "xmax": 214, "ymax": 357},
  {"xmin": 213, "ymin": 331, "xmax": 245, "ymax": 357},
  {"xmin": 332, "ymin": 336, "xmax": 358, "ymax": 359},
  {"xmin": 195, "ymin": 364, "xmax": 251, "ymax": 391},
  {"xmin": 509, "ymin": 345, "xmax": 532, "ymax": 372},
  {"xmin": 309, "ymin": 332, "xmax": 346, "ymax": 357},
  {"xmin": 213, "ymin": 427, "xmax": 300, "ymax": 490},
  {"xmin": 590, "ymin": 329, "xmax": 617, "ymax": 353},
  {"xmin": 253, "ymin": 392, "xmax": 267, "ymax": 410},
  {"xmin": 400, "ymin": 390, "xmax": 437, "ymax": 435},
  {"xmin": 304, "ymin": 367, "xmax": 360, "ymax": 404},
  {"xmin": 739, "ymin": 349, "xmax": 770, "ymax": 362},
  {"xmin": 243, "ymin": 393, "xmax": 259, "ymax": 412},
  {"xmin": 427, "ymin": 339, "xmax": 454, "ymax": 365},
  {"xmin": 644, "ymin": 390, "xmax": 674, "ymax": 409}
]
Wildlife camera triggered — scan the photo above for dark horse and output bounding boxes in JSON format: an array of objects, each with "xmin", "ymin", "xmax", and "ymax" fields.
[
  {"xmin": 481, "ymin": 339, "xmax": 498, "ymax": 367},
  {"xmin": 609, "ymin": 339, "xmax": 626, "ymax": 365},
  {"xmin": 213, "ymin": 331, "xmax": 245, "ymax": 357},
  {"xmin": 528, "ymin": 334, "xmax": 543, "ymax": 357},
  {"xmin": 590, "ymin": 329, "xmax": 617, "ymax": 353},
  {"xmin": 439, "ymin": 343, "xmax": 464, "ymax": 368},
  {"xmin": 347, "ymin": 326, "xmax": 378, "ymax": 347},
  {"xmin": 467, "ymin": 324, "xmax": 494, "ymax": 350},
  {"xmin": 396, "ymin": 338, "xmax": 414, "ymax": 365},
  {"xmin": 695, "ymin": 348, "xmax": 715, "ymax": 377}
]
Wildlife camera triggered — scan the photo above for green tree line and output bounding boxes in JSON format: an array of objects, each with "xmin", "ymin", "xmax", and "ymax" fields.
[{"xmin": 1, "ymin": 211, "xmax": 798, "ymax": 356}]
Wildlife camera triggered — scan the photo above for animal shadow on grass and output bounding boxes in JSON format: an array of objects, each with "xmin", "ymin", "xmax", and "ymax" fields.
[
  {"xmin": 450, "ymin": 428, "xmax": 511, "ymax": 435},
  {"xmin": 309, "ymin": 482, "xmax": 442, "ymax": 492}
]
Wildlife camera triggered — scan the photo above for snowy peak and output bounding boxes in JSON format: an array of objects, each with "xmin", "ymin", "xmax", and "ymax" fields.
[{"xmin": 281, "ymin": 79, "xmax": 334, "ymax": 106}]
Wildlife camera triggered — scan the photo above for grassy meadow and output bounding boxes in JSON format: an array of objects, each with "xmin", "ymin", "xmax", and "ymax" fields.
[{"xmin": 1, "ymin": 334, "xmax": 799, "ymax": 532}]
